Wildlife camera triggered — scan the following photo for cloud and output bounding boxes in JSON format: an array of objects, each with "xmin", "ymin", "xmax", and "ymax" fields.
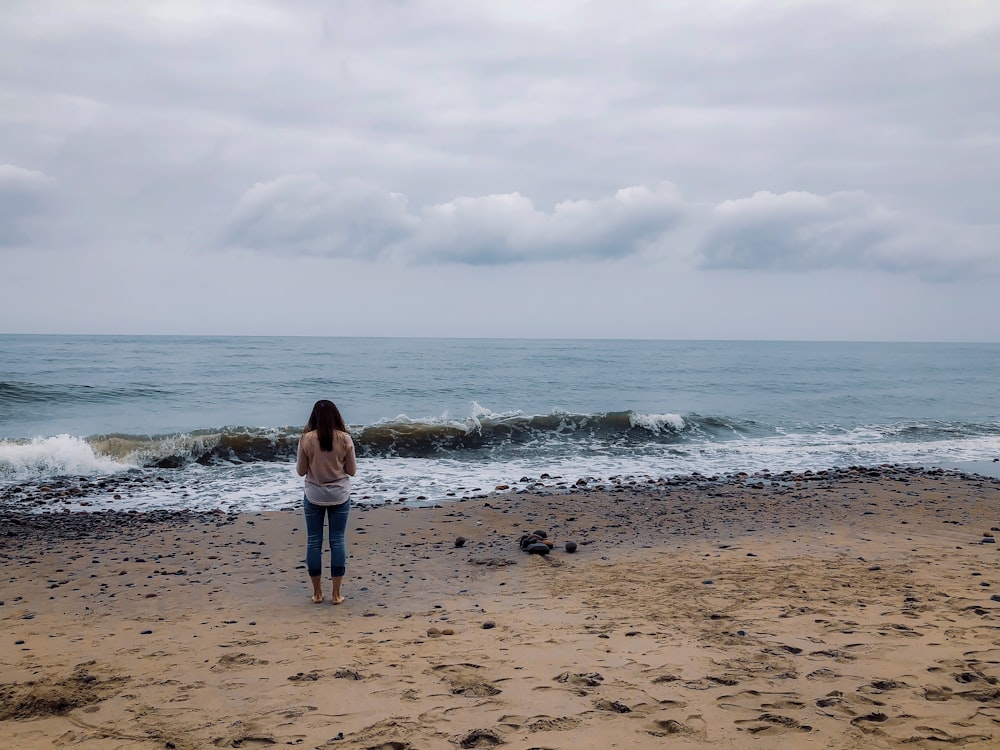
[
  {"xmin": 222, "ymin": 176, "xmax": 687, "ymax": 264},
  {"xmin": 222, "ymin": 174, "xmax": 416, "ymax": 258},
  {"xmin": 698, "ymin": 190, "xmax": 1000, "ymax": 281},
  {"xmin": 222, "ymin": 176, "xmax": 999, "ymax": 280},
  {"xmin": 412, "ymin": 182, "xmax": 686, "ymax": 264},
  {"xmin": 0, "ymin": 164, "xmax": 55, "ymax": 246}
]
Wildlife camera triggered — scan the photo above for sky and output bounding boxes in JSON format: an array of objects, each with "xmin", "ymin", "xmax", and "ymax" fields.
[{"xmin": 1, "ymin": 0, "xmax": 998, "ymax": 341}]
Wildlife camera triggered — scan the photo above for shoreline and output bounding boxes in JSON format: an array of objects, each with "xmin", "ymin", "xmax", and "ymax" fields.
[
  {"xmin": 2, "ymin": 465, "xmax": 1000, "ymax": 748},
  {"xmin": 3, "ymin": 459, "xmax": 1000, "ymax": 520}
]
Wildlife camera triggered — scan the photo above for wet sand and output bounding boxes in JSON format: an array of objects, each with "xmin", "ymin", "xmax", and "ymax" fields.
[{"xmin": 2, "ymin": 466, "xmax": 1000, "ymax": 749}]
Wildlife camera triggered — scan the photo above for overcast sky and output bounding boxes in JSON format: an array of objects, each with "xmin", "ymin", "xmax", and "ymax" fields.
[{"xmin": 1, "ymin": 0, "xmax": 998, "ymax": 341}]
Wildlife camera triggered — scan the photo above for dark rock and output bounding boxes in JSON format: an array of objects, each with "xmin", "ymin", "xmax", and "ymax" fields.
[
  {"xmin": 564, "ymin": 540, "xmax": 578, "ymax": 553},
  {"xmin": 454, "ymin": 536, "xmax": 466, "ymax": 548}
]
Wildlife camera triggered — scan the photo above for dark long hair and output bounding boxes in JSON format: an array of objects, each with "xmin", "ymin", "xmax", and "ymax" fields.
[{"xmin": 306, "ymin": 399, "xmax": 348, "ymax": 452}]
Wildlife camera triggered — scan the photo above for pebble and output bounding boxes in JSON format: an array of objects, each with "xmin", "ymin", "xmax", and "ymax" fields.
[
  {"xmin": 482, "ymin": 621, "xmax": 496, "ymax": 629},
  {"xmin": 454, "ymin": 536, "xmax": 466, "ymax": 548},
  {"xmin": 426, "ymin": 627, "xmax": 455, "ymax": 637},
  {"xmin": 564, "ymin": 540, "xmax": 578, "ymax": 553}
]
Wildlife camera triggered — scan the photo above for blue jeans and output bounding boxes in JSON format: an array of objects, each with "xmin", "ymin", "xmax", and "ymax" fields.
[{"xmin": 303, "ymin": 495, "xmax": 351, "ymax": 578}]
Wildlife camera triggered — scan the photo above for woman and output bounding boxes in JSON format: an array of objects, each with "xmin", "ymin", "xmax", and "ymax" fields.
[{"xmin": 296, "ymin": 399, "xmax": 357, "ymax": 604}]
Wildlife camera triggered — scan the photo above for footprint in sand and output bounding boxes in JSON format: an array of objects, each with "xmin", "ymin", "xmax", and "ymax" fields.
[
  {"xmin": 815, "ymin": 690, "xmax": 884, "ymax": 718},
  {"xmin": 734, "ymin": 712, "xmax": 813, "ymax": 735},
  {"xmin": 553, "ymin": 671, "xmax": 604, "ymax": 687},
  {"xmin": 526, "ymin": 715, "xmax": 582, "ymax": 731},
  {"xmin": 210, "ymin": 653, "xmax": 268, "ymax": 671},
  {"xmin": 717, "ymin": 689, "xmax": 805, "ymax": 713},
  {"xmin": 857, "ymin": 677, "xmax": 909, "ymax": 694},
  {"xmin": 457, "ymin": 728, "xmax": 503, "ymax": 748},
  {"xmin": 431, "ymin": 663, "xmax": 503, "ymax": 697},
  {"xmin": 644, "ymin": 714, "xmax": 707, "ymax": 739}
]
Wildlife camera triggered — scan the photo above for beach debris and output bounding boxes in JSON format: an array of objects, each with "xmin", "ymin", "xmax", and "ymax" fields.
[
  {"xmin": 555, "ymin": 671, "xmax": 604, "ymax": 687},
  {"xmin": 288, "ymin": 671, "xmax": 322, "ymax": 682},
  {"xmin": 333, "ymin": 669, "xmax": 362, "ymax": 680},
  {"xmin": 519, "ymin": 531, "xmax": 554, "ymax": 554},
  {"xmin": 426, "ymin": 627, "xmax": 455, "ymax": 637},
  {"xmin": 481, "ymin": 621, "xmax": 496, "ymax": 629},
  {"xmin": 455, "ymin": 536, "xmax": 466, "ymax": 548},
  {"xmin": 594, "ymin": 698, "xmax": 631, "ymax": 713},
  {"xmin": 470, "ymin": 557, "xmax": 516, "ymax": 567},
  {"xmin": 564, "ymin": 540, "xmax": 578, "ymax": 553}
]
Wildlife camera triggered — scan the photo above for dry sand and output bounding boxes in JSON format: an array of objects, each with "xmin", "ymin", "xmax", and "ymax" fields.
[{"xmin": 3, "ymin": 466, "xmax": 1000, "ymax": 749}]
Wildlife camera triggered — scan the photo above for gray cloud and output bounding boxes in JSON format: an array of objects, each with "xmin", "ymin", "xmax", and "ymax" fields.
[
  {"xmin": 223, "ymin": 177, "xmax": 687, "ymax": 265},
  {"xmin": 698, "ymin": 190, "xmax": 999, "ymax": 281},
  {"xmin": 223, "ymin": 174, "xmax": 416, "ymax": 258},
  {"xmin": 0, "ymin": 164, "xmax": 55, "ymax": 246},
  {"xmin": 222, "ymin": 177, "xmax": 999, "ymax": 280}
]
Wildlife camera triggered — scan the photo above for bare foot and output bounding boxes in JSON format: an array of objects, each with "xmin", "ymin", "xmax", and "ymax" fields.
[
  {"xmin": 331, "ymin": 594, "xmax": 345, "ymax": 605},
  {"xmin": 311, "ymin": 593, "xmax": 324, "ymax": 604}
]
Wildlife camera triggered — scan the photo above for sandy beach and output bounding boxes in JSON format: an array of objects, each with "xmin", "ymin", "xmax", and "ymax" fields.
[{"xmin": 3, "ymin": 465, "xmax": 1000, "ymax": 749}]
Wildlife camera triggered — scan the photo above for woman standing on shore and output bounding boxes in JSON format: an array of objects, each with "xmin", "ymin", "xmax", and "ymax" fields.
[{"xmin": 296, "ymin": 399, "xmax": 357, "ymax": 604}]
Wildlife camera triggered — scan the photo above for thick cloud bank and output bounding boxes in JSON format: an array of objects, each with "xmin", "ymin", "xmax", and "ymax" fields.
[
  {"xmin": 223, "ymin": 177, "xmax": 998, "ymax": 280},
  {"xmin": 223, "ymin": 177, "xmax": 688, "ymax": 265},
  {"xmin": 699, "ymin": 191, "xmax": 999, "ymax": 281}
]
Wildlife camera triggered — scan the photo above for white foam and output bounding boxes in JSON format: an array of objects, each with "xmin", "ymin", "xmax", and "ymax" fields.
[
  {"xmin": 630, "ymin": 412, "xmax": 685, "ymax": 433},
  {"xmin": 0, "ymin": 435, "xmax": 131, "ymax": 481}
]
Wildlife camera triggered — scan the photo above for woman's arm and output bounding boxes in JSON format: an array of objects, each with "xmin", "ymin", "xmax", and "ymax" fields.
[
  {"xmin": 343, "ymin": 435, "xmax": 357, "ymax": 477},
  {"xmin": 295, "ymin": 433, "xmax": 310, "ymax": 477}
]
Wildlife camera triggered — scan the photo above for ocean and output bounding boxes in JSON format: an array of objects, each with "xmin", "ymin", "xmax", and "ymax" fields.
[{"xmin": 2, "ymin": 335, "xmax": 999, "ymax": 513}]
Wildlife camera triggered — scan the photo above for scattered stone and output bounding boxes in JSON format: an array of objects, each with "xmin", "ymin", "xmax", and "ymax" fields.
[
  {"xmin": 482, "ymin": 621, "xmax": 496, "ymax": 629},
  {"xmin": 454, "ymin": 536, "xmax": 466, "ymax": 548},
  {"xmin": 564, "ymin": 540, "xmax": 578, "ymax": 553}
]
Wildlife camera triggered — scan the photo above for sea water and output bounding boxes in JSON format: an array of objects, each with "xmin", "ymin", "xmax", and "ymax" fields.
[{"xmin": 2, "ymin": 335, "xmax": 999, "ymax": 512}]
